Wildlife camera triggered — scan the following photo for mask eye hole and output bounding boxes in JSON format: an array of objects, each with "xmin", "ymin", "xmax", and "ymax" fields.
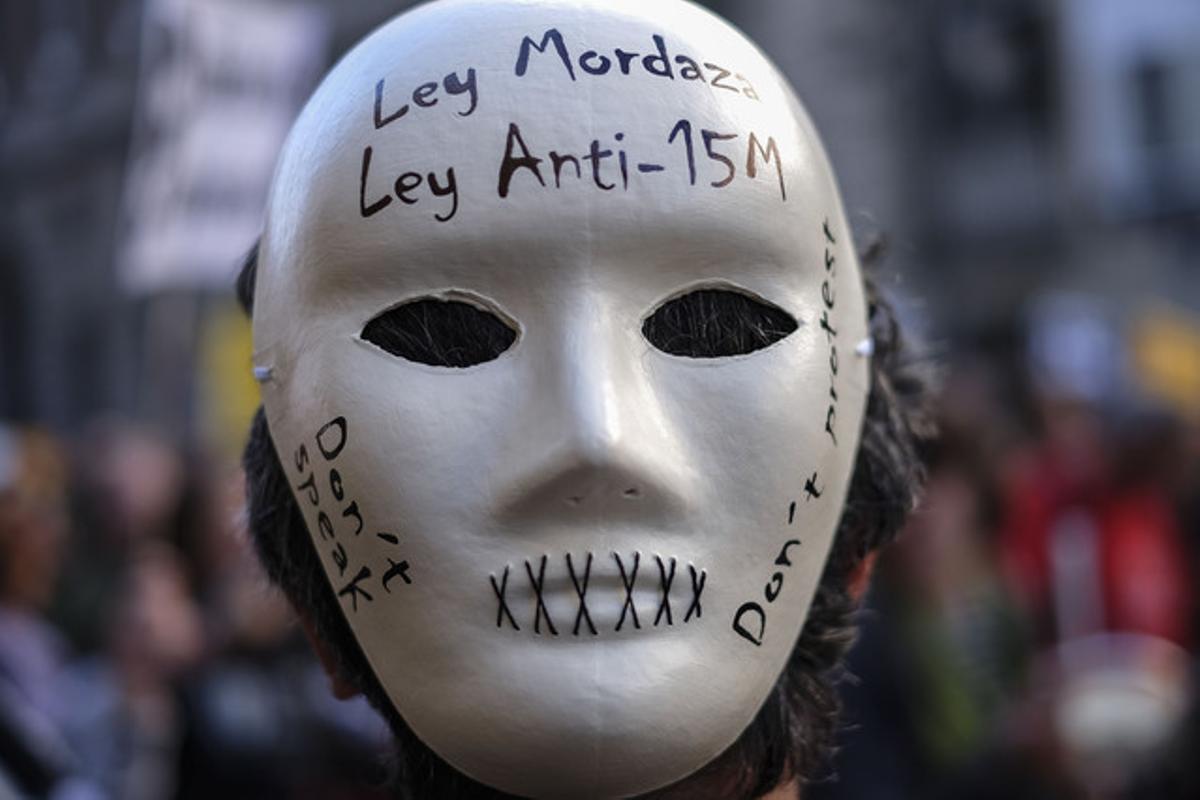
[
  {"xmin": 361, "ymin": 297, "xmax": 518, "ymax": 368},
  {"xmin": 643, "ymin": 288, "xmax": 798, "ymax": 358}
]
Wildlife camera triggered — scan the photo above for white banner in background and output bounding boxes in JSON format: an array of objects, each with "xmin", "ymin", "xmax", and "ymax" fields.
[{"xmin": 119, "ymin": 0, "xmax": 329, "ymax": 293}]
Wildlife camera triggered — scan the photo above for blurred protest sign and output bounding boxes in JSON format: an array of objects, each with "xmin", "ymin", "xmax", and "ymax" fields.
[
  {"xmin": 118, "ymin": 0, "xmax": 328, "ymax": 293},
  {"xmin": 1132, "ymin": 306, "xmax": 1200, "ymax": 421},
  {"xmin": 199, "ymin": 301, "xmax": 259, "ymax": 461}
]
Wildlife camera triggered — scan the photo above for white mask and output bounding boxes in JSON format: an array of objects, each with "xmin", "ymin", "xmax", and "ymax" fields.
[{"xmin": 253, "ymin": 0, "xmax": 870, "ymax": 797}]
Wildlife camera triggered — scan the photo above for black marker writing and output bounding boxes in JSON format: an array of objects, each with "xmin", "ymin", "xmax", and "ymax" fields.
[
  {"xmin": 338, "ymin": 566, "xmax": 374, "ymax": 613},
  {"xmin": 498, "ymin": 122, "xmax": 546, "ymax": 197},
  {"xmin": 669, "ymin": 119, "xmax": 787, "ymax": 200},
  {"xmin": 343, "ymin": 502, "xmax": 364, "ymax": 536},
  {"xmin": 491, "ymin": 566, "xmax": 520, "ymax": 630},
  {"xmin": 732, "ymin": 537, "xmax": 802, "ymax": 647},
  {"xmin": 360, "ymin": 146, "xmax": 460, "ymax": 222},
  {"xmin": 513, "ymin": 28, "xmax": 759, "ymax": 101},
  {"xmin": 684, "ymin": 564, "xmax": 706, "ymax": 622},
  {"xmin": 489, "ymin": 553, "xmax": 708, "ymax": 637},
  {"xmin": 804, "ymin": 473, "xmax": 823, "ymax": 501},
  {"xmin": 373, "ymin": 67, "xmax": 479, "ymax": 129},
  {"xmin": 332, "ymin": 543, "xmax": 349, "ymax": 575},
  {"xmin": 567, "ymin": 552, "xmax": 597, "ymax": 636},
  {"xmin": 291, "ymin": 415, "xmax": 416, "ymax": 614},
  {"xmin": 381, "ymin": 557, "xmax": 412, "ymax": 591},
  {"xmin": 654, "ymin": 555, "xmax": 676, "ymax": 626},
  {"xmin": 703, "ymin": 129, "xmax": 738, "ymax": 188},
  {"xmin": 668, "ymin": 119, "xmax": 697, "ymax": 185},
  {"xmin": 747, "ymin": 132, "xmax": 786, "ymax": 201},
  {"xmin": 515, "ymin": 28, "xmax": 576, "ymax": 81},
  {"xmin": 820, "ymin": 218, "xmax": 840, "ymax": 446},
  {"xmin": 525, "ymin": 556, "xmax": 559, "ymax": 636},
  {"xmin": 317, "ymin": 417, "xmax": 347, "ymax": 459},
  {"xmin": 498, "ymin": 119, "xmax": 787, "ymax": 201},
  {"xmin": 615, "ymin": 551, "xmax": 642, "ymax": 632}
]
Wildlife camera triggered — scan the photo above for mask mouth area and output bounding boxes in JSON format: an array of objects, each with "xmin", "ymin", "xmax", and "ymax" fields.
[{"xmin": 488, "ymin": 551, "xmax": 708, "ymax": 637}]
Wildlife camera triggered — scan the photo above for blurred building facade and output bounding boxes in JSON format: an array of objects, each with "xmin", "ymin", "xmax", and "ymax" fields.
[
  {"xmin": 2, "ymin": 0, "xmax": 1198, "ymax": 435},
  {"xmin": 737, "ymin": 0, "xmax": 1198, "ymax": 333}
]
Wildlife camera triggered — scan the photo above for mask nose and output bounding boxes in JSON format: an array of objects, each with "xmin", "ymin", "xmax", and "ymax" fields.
[{"xmin": 494, "ymin": 302, "xmax": 692, "ymax": 524}]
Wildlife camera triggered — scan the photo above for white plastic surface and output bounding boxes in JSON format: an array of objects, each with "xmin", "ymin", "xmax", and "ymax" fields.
[{"xmin": 253, "ymin": 1, "xmax": 870, "ymax": 796}]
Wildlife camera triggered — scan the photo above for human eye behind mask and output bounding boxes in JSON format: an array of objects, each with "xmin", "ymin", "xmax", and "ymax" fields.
[
  {"xmin": 244, "ymin": 0, "xmax": 937, "ymax": 797},
  {"xmin": 360, "ymin": 296, "xmax": 518, "ymax": 368},
  {"xmin": 642, "ymin": 287, "xmax": 798, "ymax": 359},
  {"xmin": 361, "ymin": 286, "xmax": 796, "ymax": 369}
]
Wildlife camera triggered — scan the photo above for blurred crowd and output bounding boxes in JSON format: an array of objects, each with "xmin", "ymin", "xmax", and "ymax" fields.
[
  {"xmin": 3, "ymin": 1, "xmax": 1197, "ymax": 798},
  {"xmin": 812, "ymin": 299, "xmax": 1200, "ymax": 800},
  {"xmin": 0, "ymin": 420, "xmax": 391, "ymax": 799},
  {"xmin": 2, "ymin": 292, "xmax": 1197, "ymax": 800}
]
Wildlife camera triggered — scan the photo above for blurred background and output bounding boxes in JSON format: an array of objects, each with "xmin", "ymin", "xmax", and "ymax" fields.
[{"xmin": 0, "ymin": 0, "xmax": 1197, "ymax": 798}]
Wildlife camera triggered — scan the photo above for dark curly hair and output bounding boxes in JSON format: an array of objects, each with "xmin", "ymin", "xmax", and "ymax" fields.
[{"xmin": 237, "ymin": 239, "xmax": 933, "ymax": 799}]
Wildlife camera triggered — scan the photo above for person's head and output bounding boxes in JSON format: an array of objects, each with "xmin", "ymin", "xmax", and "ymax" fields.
[{"xmin": 241, "ymin": 1, "xmax": 931, "ymax": 796}]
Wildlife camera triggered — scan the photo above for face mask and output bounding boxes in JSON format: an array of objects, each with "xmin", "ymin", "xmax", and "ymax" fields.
[{"xmin": 252, "ymin": 0, "xmax": 870, "ymax": 796}]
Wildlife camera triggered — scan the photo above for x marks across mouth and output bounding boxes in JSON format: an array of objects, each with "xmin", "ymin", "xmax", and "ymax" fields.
[{"xmin": 489, "ymin": 552, "xmax": 707, "ymax": 637}]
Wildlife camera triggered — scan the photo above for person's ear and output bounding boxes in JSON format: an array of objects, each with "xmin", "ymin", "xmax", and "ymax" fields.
[
  {"xmin": 847, "ymin": 551, "xmax": 880, "ymax": 603},
  {"xmin": 297, "ymin": 611, "xmax": 361, "ymax": 700}
]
